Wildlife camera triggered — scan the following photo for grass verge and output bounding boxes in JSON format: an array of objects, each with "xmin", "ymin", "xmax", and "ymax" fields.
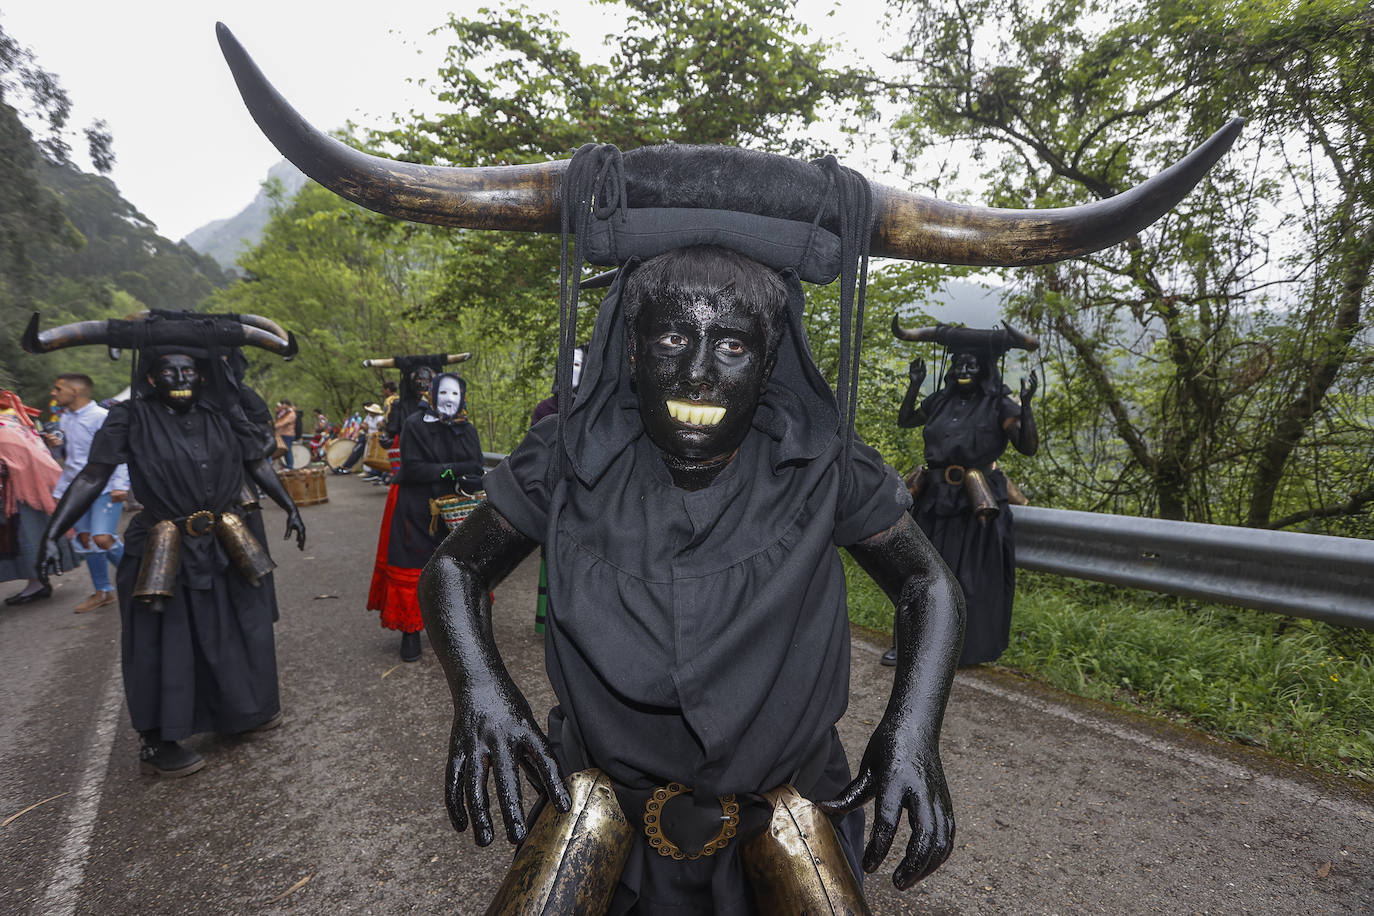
[{"xmin": 843, "ymin": 558, "xmax": 1374, "ymax": 783}]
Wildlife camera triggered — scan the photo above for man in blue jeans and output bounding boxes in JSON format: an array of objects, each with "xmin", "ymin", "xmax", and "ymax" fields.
[{"xmin": 44, "ymin": 374, "xmax": 129, "ymax": 613}]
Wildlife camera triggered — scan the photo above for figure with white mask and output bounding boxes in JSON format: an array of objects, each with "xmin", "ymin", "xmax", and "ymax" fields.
[{"xmin": 376, "ymin": 372, "xmax": 484, "ymax": 661}]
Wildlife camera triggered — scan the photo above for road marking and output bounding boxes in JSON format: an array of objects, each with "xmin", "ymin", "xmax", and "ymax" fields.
[
  {"xmin": 37, "ymin": 653, "xmax": 123, "ymax": 916},
  {"xmin": 852, "ymin": 638, "xmax": 1373, "ymax": 823}
]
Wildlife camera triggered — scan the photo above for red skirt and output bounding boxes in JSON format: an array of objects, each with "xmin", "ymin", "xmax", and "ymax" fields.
[{"xmin": 367, "ymin": 483, "xmax": 423, "ymax": 633}]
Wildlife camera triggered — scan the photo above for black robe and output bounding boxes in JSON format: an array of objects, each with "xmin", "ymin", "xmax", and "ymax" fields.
[
  {"xmin": 90, "ymin": 398, "xmax": 280, "ymax": 739},
  {"xmin": 388, "ymin": 412, "xmax": 484, "ymax": 569},
  {"xmin": 913, "ymin": 385, "xmax": 1021, "ymax": 665},
  {"xmin": 485, "ymin": 268, "xmax": 909, "ymax": 914}
]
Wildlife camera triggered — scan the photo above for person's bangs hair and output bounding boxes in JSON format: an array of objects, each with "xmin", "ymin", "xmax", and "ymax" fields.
[{"xmin": 624, "ymin": 246, "xmax": 788, "ymax": 353}]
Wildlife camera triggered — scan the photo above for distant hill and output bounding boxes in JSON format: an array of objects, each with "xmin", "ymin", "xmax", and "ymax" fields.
[
  {"xmin": 184, "ymin": 160, "xmax": 307, "ymax": 272},
  {"xmin": 894, "ymin": 278, "xmax": 1008, "ymax": 329}
]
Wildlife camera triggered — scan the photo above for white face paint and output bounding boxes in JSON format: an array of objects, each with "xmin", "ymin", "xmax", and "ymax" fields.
[
  {"xmin": 571, "ymin": 348, "xmax": 585, "ymax": 391},
  {"xmin": 434, "ymin": 377, "xmax": 463, "ymax": 418}
]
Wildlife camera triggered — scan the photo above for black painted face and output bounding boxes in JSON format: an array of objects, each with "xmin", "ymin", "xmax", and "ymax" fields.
[
  {"xmin": 148, "ymin": 354, "xmax": 202, "ymax": 412},
  {"xmin": 411, "ymin": 366, "xmax": 435, "ymax": 394},
  {"xmin": 952, "ymin": 352, "xmax": 984, "ymax": 395},
  {"xmin": 631, "ymin": 294, "xmax": 771, "ymax": 465}
]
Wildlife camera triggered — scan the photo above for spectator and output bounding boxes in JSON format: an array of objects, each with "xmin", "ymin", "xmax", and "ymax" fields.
[
  {"xmin": 43, "ymin": 374, "xmax": 129, "ymax": 613},
  {"xmin": 1, "ymin": 394, "xmax": 76, "ymax": 606},
  {"xmin": 274, "ymin": 400, "xmax": 298, "ymax": 469}
]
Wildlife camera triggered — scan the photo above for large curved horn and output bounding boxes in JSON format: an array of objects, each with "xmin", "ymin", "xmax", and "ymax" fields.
[
  {"xmin": 362, "ymin": 353, "xmax": 470, "ymax": 369},
  {"xmin": 21, "ymin": 314, "xmax": 110, "ymax": 354},
  {"xmin": 872, "ymin": 119, "xmax": 1244, "ymax": 266},
  {"xmin": 891, "ymin": 316, "xmax": 942, "ymax": 343},
  {"xmin": 217, "ymin": 23, "xmax": 564, "ymax": 232},
  {"xmin": 242, "ymin": 325, "xmax": 298, "ymax": 357},
  {"xmin": 220, "ymin": 22, "xmax": 1239, "ymax": 266}
]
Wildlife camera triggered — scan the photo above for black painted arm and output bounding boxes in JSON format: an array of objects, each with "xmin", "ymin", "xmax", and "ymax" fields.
[
  {"xmin": 36, "ymin": 462, "xmax": 115, "ymax": 580},
  {"xmin": 245, "ymin": 457, "xmax": 306, "ymax": 549},
  {"xmin": 418, "ymin": 501, "xmax": 570, "ymax": 846},
  {"xmin": 1004, "ymin": 370, "xmax": 1039, "ymax": 456},
  {"xmin": 896, "ymin": 359, "xmax": 929, "ymax": 428},
  {"xmin": 823, "ymin": 513, "xmax": 965, "ymax": 889}
]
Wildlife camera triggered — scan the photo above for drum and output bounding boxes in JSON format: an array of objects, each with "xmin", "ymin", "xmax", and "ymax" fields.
[
  {"xmin": 325, "ymin": 437, "xmax": 356, "ymax": 470},
  {"xmin": 289, "ymin": 443, "xmax": 311, "ymax": 468},
  {"xmin": 362, "ymin": 433, "xmax": 391, "ymax": 472}
]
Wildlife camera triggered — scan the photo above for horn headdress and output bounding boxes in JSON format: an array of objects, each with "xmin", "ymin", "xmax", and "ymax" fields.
[
  {"xmin": 21, "ymin": 312, "xmax": 298, "ymax": 358},
  {"xmin": 891, "ymin": 318, "xmax": 1039, "ymax": 356},
  {"xmin": 216, "ymin": 22, "xmax": 1241, "ymax": 268},
  {"xmin": 362, "ymin": 353, "xmax": 470, "ymax": 369}
]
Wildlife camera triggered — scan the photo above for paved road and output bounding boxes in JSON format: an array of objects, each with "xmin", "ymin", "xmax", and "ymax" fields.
[{"xmin": 2, "ymin": 474, "xmax": 1370, "ymax": 914}]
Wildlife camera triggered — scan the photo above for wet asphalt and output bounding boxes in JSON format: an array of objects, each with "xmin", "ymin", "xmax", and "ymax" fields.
[{"xmin": 1, "ymin": 472, "xmax": 1370, "ymax": 915}]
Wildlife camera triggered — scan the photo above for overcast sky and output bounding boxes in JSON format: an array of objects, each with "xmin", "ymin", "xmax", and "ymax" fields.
[{"xmin": 3, "ymin": 0, "xmax": 902, "ymax": 243}]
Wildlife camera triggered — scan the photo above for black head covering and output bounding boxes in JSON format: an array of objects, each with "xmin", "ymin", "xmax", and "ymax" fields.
[
  {"xmin": 554, "ymin": 144, "xmax": 873, "ymax": 485},
  {"xmin": 564, "ymin": 262, "xmax": 838, "ymax": 487}
]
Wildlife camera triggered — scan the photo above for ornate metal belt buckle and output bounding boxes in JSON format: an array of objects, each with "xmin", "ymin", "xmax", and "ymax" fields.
[
  {"xmin": 184, "ymin": 509, "xmax": 216, "ymax": 537},
  {"xmin": 943, "ymin": 464, "xmax": 966, "ymax": 485},
  {"xmin": 642, "ymin": 782, "xmax": 739, "ymax": 861}
]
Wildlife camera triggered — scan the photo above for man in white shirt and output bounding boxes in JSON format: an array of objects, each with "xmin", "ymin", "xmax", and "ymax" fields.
[{"xmin": 43, "ymin": 374, "xmax": 130, "ymax": 613}]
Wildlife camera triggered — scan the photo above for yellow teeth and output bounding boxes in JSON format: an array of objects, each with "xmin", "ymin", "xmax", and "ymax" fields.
[
  {"xmin": 666, "ymin": 400, "xmax": 725, "ymax": 426},
  {"xmin": 168, "ymin": 390, "xmax": 194, "ymax": 399}
]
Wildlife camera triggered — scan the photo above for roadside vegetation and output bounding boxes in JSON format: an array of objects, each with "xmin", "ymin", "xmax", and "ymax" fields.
[{"xmin": 846, "ymin": 559, "xmax": 1374, "ymax": 784}]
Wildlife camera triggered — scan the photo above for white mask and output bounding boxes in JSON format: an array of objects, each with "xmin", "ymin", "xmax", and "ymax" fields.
[
  {"xmin": 571, "ymin": 348, "xmax": 585, "ymax": 391},
  {"xmin": 435, "ymin": 377, "xmax": 463, "ymax": 418}
]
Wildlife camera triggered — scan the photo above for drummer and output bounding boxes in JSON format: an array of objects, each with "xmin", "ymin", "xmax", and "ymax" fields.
[{"xmin": 334, "ymin": 403, "xmax": 385, "ymax": 476}]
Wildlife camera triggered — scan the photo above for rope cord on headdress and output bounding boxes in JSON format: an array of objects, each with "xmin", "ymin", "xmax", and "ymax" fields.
[
  {"xmin": 817, "ymin": 156, "xmax": 874, "ymax": 490},
  {"xmin": 557, "ymin": 143, "xmax": 624, "ymax": 481}
]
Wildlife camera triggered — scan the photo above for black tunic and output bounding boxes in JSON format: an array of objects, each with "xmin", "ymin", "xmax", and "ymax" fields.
[
  {"xmin": 914, "ymin": 387, "xmax": 1021, "ymax": 665},
  {"xmin": 388, "ymin": 412, "xmax": 484, "ymax": 569},
  {"xmin": 89, "ymin": 398, "xmax": 280, "ymax": 739}
]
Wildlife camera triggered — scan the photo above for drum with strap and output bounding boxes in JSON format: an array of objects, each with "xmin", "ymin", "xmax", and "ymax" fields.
[
  {"xmin": 324, "ymin": 437, "xmax": 356, "ymax": 470},
  {"xmin": 362, "ymin": 433, "xmax": 391, "ymax": 472}
]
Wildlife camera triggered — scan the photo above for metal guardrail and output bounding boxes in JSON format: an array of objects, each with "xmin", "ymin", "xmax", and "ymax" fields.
[
  {"xmin": 480, "ymin": 450, "xmax": 1373, "ymax": 629},
  {"xmin": 1011, "ymin": 505, "xmax": 1374, "ymax": 630}
]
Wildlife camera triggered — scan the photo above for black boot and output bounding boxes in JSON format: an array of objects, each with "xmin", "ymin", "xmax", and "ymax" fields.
[
  {"xmin": 400, "ymin": 630, "xmax": 422, "ymax": 662},
  {"xmin": 138, "ymin": 731, "xmax": 205, "ymax": 777},
  {"xmin": 880, "ymin": 645, "xmax": 897, "ymax": 667}
]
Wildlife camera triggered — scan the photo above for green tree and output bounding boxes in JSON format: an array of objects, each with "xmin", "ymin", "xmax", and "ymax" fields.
[
  {"xmin": 885, "ymin": 0, "xmax": 1373, "ymax": 533},
  {"xmin": 210, "ymin": 180, "xmax": 455, "ymax": 424},
  {"xmin": 0, "ymin": 21, "xmax": 109, "ymax": 392}
]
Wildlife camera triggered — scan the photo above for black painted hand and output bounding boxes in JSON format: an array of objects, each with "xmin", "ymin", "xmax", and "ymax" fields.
[
  {"xmin": 34, "ymin": 535, "xmax": 65, "ymax": 583},
  {"xmin": 284, "ymin": 510, "xmax": 307, "ymax": 550},
  {"xmin": 818, "ymin": 717, "xmax": 955, "ymax": 889},
  {"xmin": 445, "ymin": 676, "xmax": 572, "ymax": 846},
  {"xmin": 1020, "ymin": 369, "xmax": 1038, "ymax": 404},
  {"xmin": 908, "ymin": 358, "xmax": 927, "ymax": 387}
]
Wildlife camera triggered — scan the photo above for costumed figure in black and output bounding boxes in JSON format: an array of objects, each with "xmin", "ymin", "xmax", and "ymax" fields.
[
  {"xmin": 884, "ymin": 322, "xmax": 1039, "ymax": 668},
  {"xmin": 384, "ymin": 372, "xmax": 484, "ymax": 661},
  {"xmin": 363, "ymin": 352, "xmax": 470, "ymax": 657},
  {"xmin": 220, "ymin": 22, "xmax": 1240, "ymax": 913},
  {"xmin": 23, "ymin": 311, "xmax": 305, "ymax": 777},
  {"xmin": 145, "ymin": 308, "xmax": 285, "ymax": 622}
]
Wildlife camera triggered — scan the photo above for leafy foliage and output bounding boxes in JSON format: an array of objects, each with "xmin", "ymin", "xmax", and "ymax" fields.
[
  {"xmin": 0, "ymin": 23, "xmax": 227, "ymax": 404},
  {"xmin": 885, "ymin": 0, "xmax": 1374, "ymax": 534},
  {"xmin": 208, "ymin": 181, "xmax": 453, "ymax": 424}
]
